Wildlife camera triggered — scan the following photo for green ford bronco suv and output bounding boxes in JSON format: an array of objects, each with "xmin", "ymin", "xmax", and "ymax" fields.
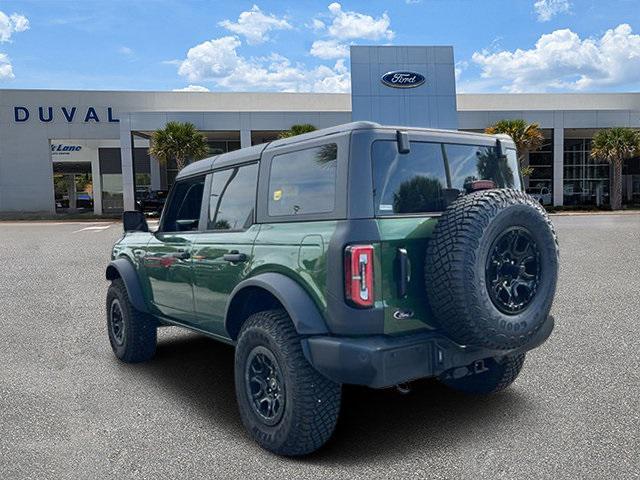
[{"xmin": 106, "ymin": 122, "xmax": 559, "ymax": 456}]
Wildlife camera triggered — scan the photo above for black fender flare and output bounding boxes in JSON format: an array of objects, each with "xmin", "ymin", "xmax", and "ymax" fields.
[
  {"xmin": 105, "ymin": 258, "xmax": 149, "ymax": 314},
  {"xmin": 224, "ymin": 272, "xmax": 329, "ymax": 339}
]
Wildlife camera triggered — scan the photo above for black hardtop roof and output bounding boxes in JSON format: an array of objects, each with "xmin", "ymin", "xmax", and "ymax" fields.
[{"xmin": 176, "ymin": 121, "xmax": 511, "ymax": 180}]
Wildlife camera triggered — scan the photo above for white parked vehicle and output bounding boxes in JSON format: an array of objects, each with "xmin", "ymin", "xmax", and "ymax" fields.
[{"xmin": 527, "ymin": 186, "xmax": 552, "ymax": 205}]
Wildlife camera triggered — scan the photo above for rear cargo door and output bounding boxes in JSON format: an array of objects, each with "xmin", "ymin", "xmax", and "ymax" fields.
[{"xmin": 372, "ymin": 140, "xmax": 450, "ymax": 334}]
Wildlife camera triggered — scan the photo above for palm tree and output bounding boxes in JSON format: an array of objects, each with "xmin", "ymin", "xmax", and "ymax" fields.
[
  {"xmin": 590, "ymin": 127, "xmax": 640, "ymax": 210},
  {"xmin": 278, "ymin": 124, "xmax": 317, "ymax": 139},
  {"xmin": 485, "ymin": 119, "xmax": 544, "ymax": 177},
  {"xmin": 148, "ymin": 121, "xmax": 209, "ymax": 172}
]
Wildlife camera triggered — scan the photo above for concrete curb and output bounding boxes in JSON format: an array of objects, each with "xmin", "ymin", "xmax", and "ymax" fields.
[{"xmin": 548, "ymin": 210, "xmax": 640, "ymax": 216}]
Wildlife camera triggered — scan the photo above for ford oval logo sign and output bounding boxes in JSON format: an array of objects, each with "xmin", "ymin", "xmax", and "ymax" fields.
[{"xmin": 381, "ymin": 71, "xmax": 426, "ymax": 89}]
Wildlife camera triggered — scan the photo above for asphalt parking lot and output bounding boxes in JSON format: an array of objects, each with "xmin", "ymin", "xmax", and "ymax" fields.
[{"xmin": 1, "ymin": 214, "xmax": 639, "ymax": 479}]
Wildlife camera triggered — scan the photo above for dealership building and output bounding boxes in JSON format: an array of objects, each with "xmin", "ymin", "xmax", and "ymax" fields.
[{"xmin": 1, "ymin": 45, "xmax": 639, "ymax": 215}]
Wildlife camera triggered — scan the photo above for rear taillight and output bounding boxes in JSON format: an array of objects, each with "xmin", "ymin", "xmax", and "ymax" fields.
[{"xmin": 344, "ymin": 245, "xmax": 374, "ymax": 308}]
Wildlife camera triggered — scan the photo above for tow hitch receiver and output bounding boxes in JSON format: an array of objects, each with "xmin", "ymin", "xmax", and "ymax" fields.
[{"xmin": 473, "ymin": 359, "xmax": 488, "ymax": 374}]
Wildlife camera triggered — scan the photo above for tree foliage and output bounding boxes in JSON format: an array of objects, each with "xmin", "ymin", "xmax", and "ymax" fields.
[
  {"xmin": 590, "ymin": 127, "xmax": 640, "ymax": 209},
  {"xmin": 485, "ymin": 119, "xmax": 544, "ymax": 177},
  {"xmin": 148, "ymin": 121, "xmax": 209, "ymax": 172},
  {"xmin": 278, "ymin": 124, "xmax": 317, "ymax": 139},
  {"xmin": 393, "ymin": 176, "xmax": 444, "ymax": 213}
]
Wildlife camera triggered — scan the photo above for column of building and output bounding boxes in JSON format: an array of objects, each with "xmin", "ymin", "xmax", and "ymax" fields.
[
  {"xmin": 553, "ymin": 112, "xmax": 564, "ymax": 207},
  {"xmin": 119, "ymin": 116, "xmax": 136, "ymax": 212}
]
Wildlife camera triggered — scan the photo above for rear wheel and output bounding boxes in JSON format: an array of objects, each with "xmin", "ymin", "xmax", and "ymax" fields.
[
  {"xmin": 106, "ymin": 278, "xmax": 157, "ymax": 363},
  {"xmin": 440, "ymin": 354, "xmax": 526, "ymax": 395},
  {"xmin": 234, "ymin": 309, "xmax": 341, "ymax": 456}
]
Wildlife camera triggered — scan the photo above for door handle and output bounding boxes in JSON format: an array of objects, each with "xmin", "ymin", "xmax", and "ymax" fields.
[
  {"xmin": 174, "ymin": 250, "xmax": 191, "ymax": 260},
  {"xmin": 397, "ymin": 248, "xmax": 411, "ymax": 298},
  {"xmin": 223, "ymin": 251, "xmax": 247, "ymax": 263}
]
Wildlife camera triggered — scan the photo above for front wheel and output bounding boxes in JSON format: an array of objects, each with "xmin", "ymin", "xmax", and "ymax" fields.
[
  {"xmin": 106, "ymin": 278, "xmax": 157, "ymax": 363},
  {"xmin": 234, "ymin": 310, "xmax": 341, "ymax": 456},
  {"xmin": 440, "ymin": 353, "xmax": 526, "ymax": 395}
]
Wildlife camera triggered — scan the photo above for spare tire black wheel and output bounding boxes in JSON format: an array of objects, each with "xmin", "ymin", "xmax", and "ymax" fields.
[{"xmin": 425, "ymin": 189, "xmax": 559, "ymax": 350}]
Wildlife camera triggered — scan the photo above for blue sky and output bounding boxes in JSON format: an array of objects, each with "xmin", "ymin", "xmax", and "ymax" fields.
[{"xmin": 0, "ymin": 0, "xmax": 639, "ymax": 93}]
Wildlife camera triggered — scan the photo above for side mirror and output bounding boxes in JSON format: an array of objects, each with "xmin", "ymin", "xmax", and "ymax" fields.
[
  {"xmin": 397, "ymin": 130, "xmax": 410, "ymax": 154},
  {"xmin": 122, "ymin": 210, "xmax": 149, "ymax": 233}
]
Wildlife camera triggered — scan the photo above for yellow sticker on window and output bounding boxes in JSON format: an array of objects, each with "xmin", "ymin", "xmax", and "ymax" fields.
[{"xmin": 273, "ymin": 189, "xmax": 282, "ymax": 201}]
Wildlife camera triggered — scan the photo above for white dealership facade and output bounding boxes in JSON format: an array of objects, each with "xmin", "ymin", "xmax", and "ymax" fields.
[{"xmin": 0, "ymin": 45, "xmax": 639, "ymax": 215}]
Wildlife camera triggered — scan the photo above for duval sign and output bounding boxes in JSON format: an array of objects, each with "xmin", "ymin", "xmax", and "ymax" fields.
[
  {"xmin": 380, "ymin": 71, "xmax": 426, "ymax": 89},
  {"xmin": 13, "ymin": 106, "xmax": 120, "ymax": 123}
]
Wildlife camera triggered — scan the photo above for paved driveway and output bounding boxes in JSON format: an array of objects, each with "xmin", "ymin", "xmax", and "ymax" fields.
[{"xmin": 0, "ymin": 215, "xmax": 638, "ymax": 479}]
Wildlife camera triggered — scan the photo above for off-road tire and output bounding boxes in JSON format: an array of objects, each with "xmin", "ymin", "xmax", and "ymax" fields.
[
  {"xmin": 425, "ymin": 189, "xmax": 559, "ymax": 350},
  {"xmin": 440, "ymin": 353, "xmax": 526, "ymax": 395},
  {"xmin": 106, "ymin": 278, "xmax": 157, "ymax": 363},
  {"xmin": 235, "ymin": 309, "xmax": 341, "ymax": 456}
]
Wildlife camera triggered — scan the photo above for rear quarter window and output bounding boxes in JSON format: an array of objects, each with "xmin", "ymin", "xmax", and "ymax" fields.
[
  {"xmin": 444, "ymin": 143, "xmax": 520, "ymax": 192},
  {"xmin": 268, "ymin": 144, "xmax": 337, "ymax": 216},
  {"xmin": 372, "ymin": 141, "xmax": 448, "ymax": 215}
]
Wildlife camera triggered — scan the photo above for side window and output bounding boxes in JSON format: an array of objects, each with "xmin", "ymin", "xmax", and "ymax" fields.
[
  {"xmin": 372, "ymin": 140, "xmax": 449, "ymax": 215},
  {"xmin": 444, "ymin": 143, "xmax": 520, "ymax": 193},
  {"xmin": 268, "ymin": 144, "xmax": 337, "ymax": 216},
  {"xmin": 208, "ymin": 163, "xmax": 258, "ymax": 231},
  {"xmin": 162, "ymin": 176, "xmax": 205, "ymax": 232}
]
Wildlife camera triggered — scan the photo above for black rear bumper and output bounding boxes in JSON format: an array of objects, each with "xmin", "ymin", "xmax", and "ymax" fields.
[{"xmin": 301, "ymin": 315, "xmax": 554, "ymax": 388}]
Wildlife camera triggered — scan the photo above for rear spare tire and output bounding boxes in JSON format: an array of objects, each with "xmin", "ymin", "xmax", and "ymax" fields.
[{"xmin": 425, "ymin": 189, "xmax": 558, "ymax": 350}]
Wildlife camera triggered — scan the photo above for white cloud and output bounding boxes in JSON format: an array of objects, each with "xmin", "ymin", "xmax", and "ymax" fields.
[
  {"xmin": 178, "ymin": 36, "xmax": 243, "ymax": 81},
  {"xmin": 309, "ymin": 18, "xmax": 326, "ymax": 32},
  {"xmin": 118, "ymin": 46, "xmax": 134, "ymax": 56},
  {"xmin": 177, "ymin": 35, "xmax": 350, "ymax": 92},
  {"xmin": 471, "ymin": 24, "xmax": 640, "ymax": 92},
  {"xmin": 0, "ymin": 11, "xmax": 29, "ymax": 42},
  {"xmin": 325, "ymin": 3, "xmax": 393, "ymax": 41},
  {"xmin": 219, "ymin": 5, "xmax": 291, "ymax": 45},
  {"xmin": 454, "ymin": 60, "xmax": 468, "ymax": 81},
  {"xmin": 308, "ymin": 3, "xmax": 393, "ymax": 59},
  {"xmin": 310, "ymin": 39, "xmax": 349, "ymax": 59},
  {"xmin": 173, "ymin": 85, "xmax": 210, "ymax": 92},
  {"xmin": 0, "ymin": 52, "xmax": 14, "ymax": 80},
  {"xmin": 534, "ymin": 0, "xmax": 571, "ymax": 22}
]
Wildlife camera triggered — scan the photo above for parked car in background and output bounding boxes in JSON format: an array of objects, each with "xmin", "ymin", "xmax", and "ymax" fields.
[
  {"xmin": 526, "ymin": 186, "xmax": 552, "ymax": 205},
  {"xmin": 76, "ymin": 192, "xmax": 93, "ymax": 209},
  {"xmin": 136, "ymin": 189, "xmax": 168, "ymax": 215},
  {"xmin": 55, "ymin": 192, "xmax": 93, "ymax": 210}
]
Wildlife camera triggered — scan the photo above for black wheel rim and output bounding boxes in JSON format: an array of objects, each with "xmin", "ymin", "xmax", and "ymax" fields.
[
  {"xmin": 244, "ymin": 346, "xmax": 286, "ymax": 426},
  {"xmin": 109, "ymin": 299, "xmax": 125, "ymax": 346},
  {"xmin": 485, "ymin": 226, "xmax": 541, "ymax": 315}
]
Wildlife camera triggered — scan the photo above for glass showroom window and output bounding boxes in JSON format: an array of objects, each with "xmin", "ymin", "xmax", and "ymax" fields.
[
  {"xmin": 632, "ymin": 175, "xmax": 640, "ymax": 205},
  {"xmin": 563, "ymin": 138, "xmax": 609, "ymax": 206},
  {"xmin": 163, "ymin": 140, "xmax": 241, "ymax": 189},
  {"xmin": 527, "ymin": 133, "xmax": 553, "ymax": 204},
  {"xmin": 208, "ymin": 140, "xmax": 241, "ymax": 155}
]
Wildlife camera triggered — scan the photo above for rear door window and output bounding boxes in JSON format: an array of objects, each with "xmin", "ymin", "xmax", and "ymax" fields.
[
  {"xmin": 268, "ymin": 144, "xmax": 337, "ymax": 216},
  {"xmin": 372, "ymin": 141, "xmax": 449, "ymax": 215},
  {"xmin": 208, "ymin": 163, "xmax": 258, "ymax": 231},
  {"xmin": 444, "ymin": 143, "xmax": 521, "ymax": 193}
]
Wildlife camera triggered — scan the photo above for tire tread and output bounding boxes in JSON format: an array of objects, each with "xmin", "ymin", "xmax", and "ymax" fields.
[
  {"xmin": 236, "ymin": 309, "xmax": 341, "ymax": 456},
  {"xmin": 425, "ymin": 189, "xmax": 559, "ymax": 349},
  {"xmin": 106, "ymin": 278, "xmax": 156, "ymax": 363}
]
